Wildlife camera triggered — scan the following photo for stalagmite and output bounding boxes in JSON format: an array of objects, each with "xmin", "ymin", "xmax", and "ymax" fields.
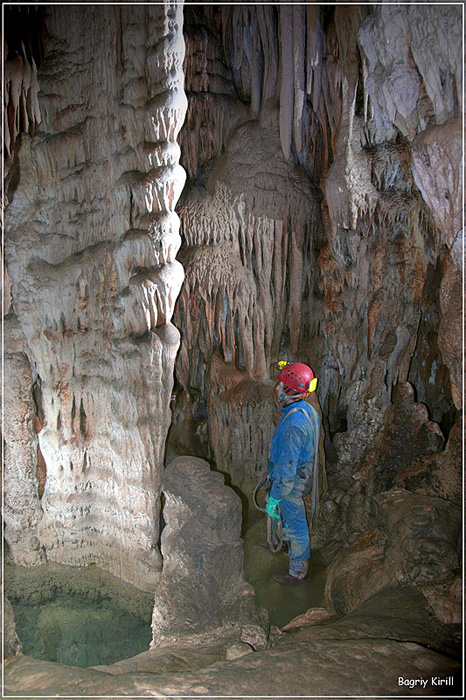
[
  {"xmin": 1, "ymin": 316, "xmax": 44, "ymax": 566},
  {"xmin": 152, "ymin": 456, "xmax": 268, "ymax": 646}
]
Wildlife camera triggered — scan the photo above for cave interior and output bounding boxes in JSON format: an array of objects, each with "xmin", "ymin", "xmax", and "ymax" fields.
[{"xmin": 1, "ymin": 2, "xmax": 464, "ymax": 697}]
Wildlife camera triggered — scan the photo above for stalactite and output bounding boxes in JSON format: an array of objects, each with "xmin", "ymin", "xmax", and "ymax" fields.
[
  {"xmin": 3, "ymin": 6, "xmax": 46, "ymax": 177},
  {"xmin": 256, "ymin": 5, "xmax": 277, "ymax": 103},
  {"xmin": 175, "ymin": 91, "xmax": 325, "ymax": 487},
  {"xmin": 178, "ymin": 168, "xmax": 321, "ymax": 380},
  {"xmin": 278, "ymin": 6, "xmax": 294, "ymax": 160},
  {"xmin": 249, "ymin": 9, "xmax": 262, "ymax": 118},
  {"xmin": 292, "ymin": 6, "xmax": 306, "ymax": 154},
  {"xmin": 306, "ymin": 6, "xmax": 322, "ymax": 103},
  {"xmin": 181, "ymin": 5, "xmax": 346, "ymax": 175}
]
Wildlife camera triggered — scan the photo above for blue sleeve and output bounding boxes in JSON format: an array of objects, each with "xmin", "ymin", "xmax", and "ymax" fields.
[{"xmin": 269, "ymin": 425, "xmax": 306, "ymax": 500}]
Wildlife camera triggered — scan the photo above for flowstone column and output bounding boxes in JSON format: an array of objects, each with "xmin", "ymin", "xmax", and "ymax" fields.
[{"xmin": 4, "ymin": 5, "xmax": 187, "ymax": 590}]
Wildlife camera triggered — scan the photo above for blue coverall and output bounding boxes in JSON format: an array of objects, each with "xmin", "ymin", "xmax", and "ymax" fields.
[{"xmin": 268, "ymin": 398, "xmax": 320, "ymax": 579}]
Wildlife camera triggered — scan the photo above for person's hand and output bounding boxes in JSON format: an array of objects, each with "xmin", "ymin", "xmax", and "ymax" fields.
[{"xmin": 266, "ymin": 496, "xmax": 281, "ymax": 521}]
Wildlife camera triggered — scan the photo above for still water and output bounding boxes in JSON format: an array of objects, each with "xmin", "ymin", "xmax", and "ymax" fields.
[
  {"xmin": 6, "ymin": 510, "xmax": 326, "ymax": 668},
  {"xmin": 12, "ymin": 594, "xmax": 152, "ymax": 668},
  {"xmin": 6, "ymin": 563, "xmax": 153, "ymax": 669},
  {"xmin": 242, "ymin": 508, "xmax": 327, "ymax": 628}
]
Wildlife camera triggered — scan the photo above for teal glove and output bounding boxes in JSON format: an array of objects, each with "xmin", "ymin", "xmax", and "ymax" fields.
[{"xmin": 266, "ymin": 496, "xmax": 281, "ymax": 521}]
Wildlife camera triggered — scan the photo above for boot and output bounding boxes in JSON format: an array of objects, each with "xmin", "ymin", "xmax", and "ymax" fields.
[{"xmin": 272, "ymin": 573, "xmax": 305, "ymax": 584}]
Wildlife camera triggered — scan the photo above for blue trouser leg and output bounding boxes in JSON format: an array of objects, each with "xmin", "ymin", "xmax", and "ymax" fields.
[{"xmin": 279, "ymin": 499, "xmax": 310, "ymax": 579}]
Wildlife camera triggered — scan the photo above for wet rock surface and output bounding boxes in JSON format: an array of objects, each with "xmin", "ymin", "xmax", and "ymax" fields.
[
  {"xmin": 4, "ymin": 586, "xmax": 461, "ymax": 697},
  {"xmin": 5, "ymin": 516, "xmax": 461, "ymax": 696},
  {"xmin": 152, "ymin": 456, "xmax": 269, "ymax": 647}
]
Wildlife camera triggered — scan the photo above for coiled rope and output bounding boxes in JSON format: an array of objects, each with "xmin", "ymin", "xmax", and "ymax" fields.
[{"xmin": 252, "ymin": 476, "xmax": 284, "ymax": 553}]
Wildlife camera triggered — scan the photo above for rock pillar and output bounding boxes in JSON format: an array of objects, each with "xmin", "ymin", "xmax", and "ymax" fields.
[
  {"xmin": 3, "ymin": 4, "xmax": 187, "ymax": 590},
  {"xmin": 152, "ymin": 456, "xmax": 268, "ymax": 647}
]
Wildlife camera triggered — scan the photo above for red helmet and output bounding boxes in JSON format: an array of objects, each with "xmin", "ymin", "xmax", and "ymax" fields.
[{"xmin": 278, "ymin": 361, "xmax": 317, "ymax": 395}]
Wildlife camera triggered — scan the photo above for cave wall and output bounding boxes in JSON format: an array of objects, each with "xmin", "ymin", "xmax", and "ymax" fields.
[
  {"xmin": 2, "ymin": 3, "xmax": 463, "ymax": 598},
  {"xmin": 170, "ymin": 3, "xmax": 462, "ymax": 496},
  {"xmin": 3, "ymin": 4, "xmax": 187, "ymax": 590}
]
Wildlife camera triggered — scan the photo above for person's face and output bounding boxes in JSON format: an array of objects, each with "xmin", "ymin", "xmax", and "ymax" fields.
[
  {"xmin": 275, "ymin": 382, "xmax": 282, "ymax": 401},
  {"xmin": 275, "ymin": 382, "xmax": 292, "ymax": 405}
]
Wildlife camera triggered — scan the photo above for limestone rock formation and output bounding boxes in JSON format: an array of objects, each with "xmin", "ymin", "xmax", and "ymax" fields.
[
  {"xmin": 324, "ymin": 527, "xmax": 396, "ymax": 616},
  {"xmin": 4, "ymin": 2, "xmax": 461, "ymax": 564},
  {"xmin": 377, "ymin": 488, "xmax": 461, "ymax": 588},
  {"xmin": 170, "ymin": 3, "xmax": 462, "ymax": 506},
  {"xmin": 152, "ymin": 456, "xmax": 268, "ymax": 648},
  {"xmin": 2, "ymin": 595, "xmax": 22, "ymax": 660},
  {"xmin": 2, "ymin": 2, "xmax": 463, "ymax": 683},
  {"xmin": 437, "ymin": 243, "xmax": 463, "ymax": 410},
  {"xmin": 3, "ymin": 4, "xmax": 187, "ymax": 590},
  {"xmin": 173, "ymin": 6, "xmax": 327, "ymax": 493},
  {"xmin": 1, "ymin": 314, "xmax": 44, "ymax": 566},
  {"xmin": 395, "ymin": 418, "xmax": 462, "ymax": 505},
  {"xmin": 420, "ymin": 576, "xmax": 463, "ymax": 626},
  {"xmin": 322, "ymin": 382, "xmax": 461, "ymax": 618}
]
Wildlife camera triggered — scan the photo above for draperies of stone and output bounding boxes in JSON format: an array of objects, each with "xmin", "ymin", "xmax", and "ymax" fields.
[
  {"xmin": 172, "ymin": 4, "xmax": 462, "ymax": 493},
  {"xmin": 2, "ymin": 3, "xmax": 462, "ymax": 591},
  {"xmin": 3, "ymin": 4, "xmax": 187, "ymax": 590}
]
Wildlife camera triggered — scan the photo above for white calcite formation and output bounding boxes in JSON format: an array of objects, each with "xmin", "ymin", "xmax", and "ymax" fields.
[
  {"xmin": 357, "ymin": 4, "xmax": 463, "ymax": 414},
  {"xmin": 3, "ymin": 9, "xmax": 43, "ymax": 174},
  {"xmin": 3, "ymin": 5, "xmax": 187, "ymax": 590},
  {"xmin": 175, "ymin": 112, "xmax": 324, "ymax": 492}
]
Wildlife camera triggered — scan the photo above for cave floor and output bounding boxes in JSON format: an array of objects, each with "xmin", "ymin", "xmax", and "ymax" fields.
[
  {"xmin": 4, "ymin": 589, "xmax": 462, "ymax": 698},
  {"xmin": 242, "ymin": 507, "xmax": 328, "ymax": 628},
  {"xmin": 4, "ymin": 586, "xmax": 462, "ymax": 697}
]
